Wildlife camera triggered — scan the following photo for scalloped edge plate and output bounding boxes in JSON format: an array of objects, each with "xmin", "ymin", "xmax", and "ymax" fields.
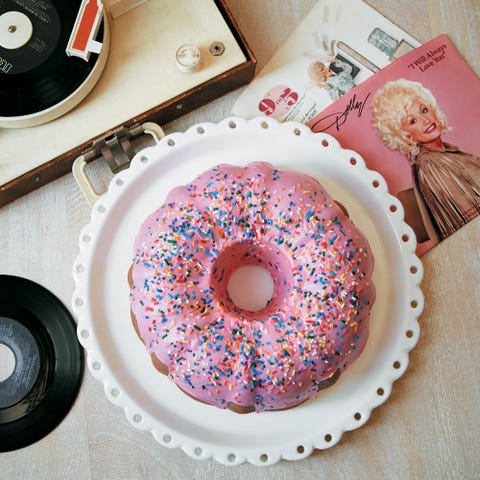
[{"xmin": 72, "ymin": 117, "xmax": 423, "ymax": 466}]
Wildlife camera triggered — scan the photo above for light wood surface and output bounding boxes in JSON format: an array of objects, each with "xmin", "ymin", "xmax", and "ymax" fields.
[{"xmin": 1, "ymin": 1, "xmax": 479, "ymax": 478}]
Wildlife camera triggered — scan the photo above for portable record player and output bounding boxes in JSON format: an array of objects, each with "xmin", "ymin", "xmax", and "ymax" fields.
[{"xmin": 0, "ymin": 0, "xmax": 256, "ymax": 207}]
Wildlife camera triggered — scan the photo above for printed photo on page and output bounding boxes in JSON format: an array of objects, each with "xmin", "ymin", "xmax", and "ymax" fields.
[
  {"xmin": 233, "ymin": 0, "xmax": 420, "ymax": 123},
  {"xmin": 307, "ymin": 34, "xmax": 480, "ymax": 256}
]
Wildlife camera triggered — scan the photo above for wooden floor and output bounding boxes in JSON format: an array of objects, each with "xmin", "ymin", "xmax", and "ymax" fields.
[{"xmin": 1, "ymin": 1, "xmax": 479, "ymax": 478}]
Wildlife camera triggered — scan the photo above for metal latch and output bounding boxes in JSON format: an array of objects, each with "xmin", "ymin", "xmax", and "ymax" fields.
[{"xmin": 73, "ymin": 121, "xmax": 164, "ymax": 206}]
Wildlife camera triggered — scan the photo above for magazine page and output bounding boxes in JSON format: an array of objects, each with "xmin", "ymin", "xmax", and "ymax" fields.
[
  {"xmin": 232, "ymin": 0, "xmax": 420, "ymax": 123},
  {"xmin": 307, "ymin": 34, "xmax": 480, "ymax": 255}
]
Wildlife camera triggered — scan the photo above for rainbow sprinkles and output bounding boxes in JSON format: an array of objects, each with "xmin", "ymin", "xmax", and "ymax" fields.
[{"xmin": 129, "ymin": 161, "xmax": 375, "ymax": 413}]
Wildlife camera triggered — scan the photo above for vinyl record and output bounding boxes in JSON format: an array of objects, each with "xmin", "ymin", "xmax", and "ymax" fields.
[
  {"xmin": 0, "ymin": 275, "xmax": 83, "ymax": 452},
  {"xmin": 0, "ymin": 0, "xmax": 108, "ymax": 126}
]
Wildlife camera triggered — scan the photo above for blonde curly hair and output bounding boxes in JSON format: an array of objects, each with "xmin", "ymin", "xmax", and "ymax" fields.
[{"xmin": 370, "ymin": 79, "xmax": 449, "ymax": 162}]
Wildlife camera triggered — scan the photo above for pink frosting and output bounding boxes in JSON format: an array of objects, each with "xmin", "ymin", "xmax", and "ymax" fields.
[{"xmin": 130, "ymin": 162, "xmax": 375, "ymax": 412}]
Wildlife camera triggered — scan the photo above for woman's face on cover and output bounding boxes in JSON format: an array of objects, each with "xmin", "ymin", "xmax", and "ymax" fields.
[{"xmin": 401, "ymin": 98, "xmax": 441, "ymax": 144}]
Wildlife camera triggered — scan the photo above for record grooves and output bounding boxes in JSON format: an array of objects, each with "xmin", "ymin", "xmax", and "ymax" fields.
[
  {"xmin": 0, "ymin": 275, "xmax": 83, "ymax": 452},
  {"xmin": 0, "ymin": 0, "xmax": 105, "ymax": 120}
]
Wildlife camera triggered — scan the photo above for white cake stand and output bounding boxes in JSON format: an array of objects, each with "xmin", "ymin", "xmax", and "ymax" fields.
[{"xmin": 72, "ymin": 117, "xmax": 423, "ymax": 466}]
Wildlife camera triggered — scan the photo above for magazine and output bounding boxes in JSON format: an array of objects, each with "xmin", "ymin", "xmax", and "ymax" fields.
[
  {"xmin": 307, "ymin": 34, "xmax": 480, "ymax": 255},
  {"xmin": 232, "ymin": 0, "xmax": 420, "ymax": 123}
]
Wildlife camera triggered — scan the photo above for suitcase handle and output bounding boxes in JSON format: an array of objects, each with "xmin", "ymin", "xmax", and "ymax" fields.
[{"xmin": 72, "ymin": 122, "xmax": 164, "ymax": 207}]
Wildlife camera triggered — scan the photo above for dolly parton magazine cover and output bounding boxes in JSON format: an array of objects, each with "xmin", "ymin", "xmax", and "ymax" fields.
[{"xmin": 305, "ymin": 34, "xmax": 480, "ymax": 255}]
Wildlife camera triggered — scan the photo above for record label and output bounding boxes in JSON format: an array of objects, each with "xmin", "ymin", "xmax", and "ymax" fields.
[
  {"xmin": 0, "ymin": 0, "xmax": 60, "ymax": 74},
  {"xmin": 0, "ymin": 316, "xmax": 41, "ymax": 409}
]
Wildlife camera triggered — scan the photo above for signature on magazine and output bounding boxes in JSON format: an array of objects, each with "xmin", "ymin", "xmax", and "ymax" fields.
[{"xmin": 309, "ymin": 92, "xmax": 371, "ymax": 132}]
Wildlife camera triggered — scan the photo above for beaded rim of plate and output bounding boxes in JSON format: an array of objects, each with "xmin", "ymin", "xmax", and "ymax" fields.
[{"xmin": 72, "ymin": 116, "xmax": 423, "ymax": 466}]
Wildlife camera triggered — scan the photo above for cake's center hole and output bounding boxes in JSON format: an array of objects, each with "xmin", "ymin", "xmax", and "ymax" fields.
[
  {"xmin": 227, "ymin": 265, "xmax": 274, "ymax": 312},
  {"xmin": 0, "ymin": 343, "xmax": 16, "ymax": 382}
]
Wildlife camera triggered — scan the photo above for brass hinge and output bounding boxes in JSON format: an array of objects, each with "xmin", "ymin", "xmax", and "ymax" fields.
[{"xmin": 81, "ymin": 123, "xmax": 148, "ymax": 173}]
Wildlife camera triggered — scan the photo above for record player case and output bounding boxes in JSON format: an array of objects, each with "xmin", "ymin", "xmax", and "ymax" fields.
[{"xmin": 0, "ymin": 0, "xmax": 256, "ymax": 207}]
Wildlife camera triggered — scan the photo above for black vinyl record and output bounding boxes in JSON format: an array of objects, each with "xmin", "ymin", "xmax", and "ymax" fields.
[
  {"xmin": 0, "ymin": 275, "xmax": 83, "ymax": 452},
  {"xmin": 0, "ymin": 0, "xmax": 103, "ymax": 117}
]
